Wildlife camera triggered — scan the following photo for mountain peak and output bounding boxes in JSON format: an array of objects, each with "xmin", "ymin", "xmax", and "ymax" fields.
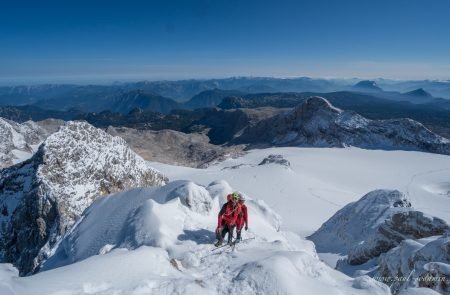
[
  {"xmin": 0, "ymin": 120, "xmax": 168, "ymax": 275},
  {"xmin": 352, "ymin": 80, "xmax": 383, "ymax": 92},
  {"xmin": 404, "ymin": 88, "xmax": 432, "ymax": 97},
  {"xmin": 301, "ymin": 96, "xmax": 342, "ymax": 113}
]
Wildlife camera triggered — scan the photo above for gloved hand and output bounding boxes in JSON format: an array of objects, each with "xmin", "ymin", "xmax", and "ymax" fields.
[
  {"xmin": 245, "ymin": 226, "xmax": 248, "ymax": 231},
  {"xmin": 216, "ymin": 226, "xmax": 222, "ymax": 233}
]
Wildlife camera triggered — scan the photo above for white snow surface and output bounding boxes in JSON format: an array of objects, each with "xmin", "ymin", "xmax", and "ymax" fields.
[
  {"xmin": 1, "ymin": 146, "xmax": 449, "ymax": 294},
  {"xmin": 149, "ymin": 147, "xmax": 450, "ymax": 237},
  {"xmin": 0, "ymin": 179, "xmax": 389, "ymax": 295}
]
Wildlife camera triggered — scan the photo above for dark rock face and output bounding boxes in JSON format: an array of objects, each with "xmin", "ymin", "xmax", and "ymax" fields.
[
  {"xmin": 258, "ymin": 154, "xmax": 290, "ymax": 167},
  {"xmin": 347, "ymin": 211, "xmax": 449, "ymax": 265},
  {"xmin": 0, "ymin": 121, "xmax": 168, "ymax": 275}
]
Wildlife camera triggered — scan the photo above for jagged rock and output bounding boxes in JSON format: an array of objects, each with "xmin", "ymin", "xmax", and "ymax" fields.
[
  {"xmin": 376, "ymin": 235, "xmax": 450, "ymax": 294},
  {"xmin": 0, "ymin": 117, "xmax": 50, "ymax": 168},
  {"xmin": 234, "ymin": 96, "xmax": 450, "ymax": 155},
  {"xmin": 308, "ymin": 189, "xmax": 411, "ymax": 253},
  {"xmin": 258, "ymin": 154, "xmax": 290, "ymax": 167},
  {"xmin": 347, "ymin": 211, "xmax": 449, "ymax": 265},
  {"xmin": 0, "ymin": 121, "xmax": 168, "ymax": 275}
]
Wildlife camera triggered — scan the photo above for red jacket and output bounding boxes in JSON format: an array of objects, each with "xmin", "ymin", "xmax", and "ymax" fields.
[
  {"xmin": 237, "ymin": 204, "xmax": 248, "ymax": 230},
  {"xmin": 218, "ymin": 201, "xmax": 241, "ymax": 227}
]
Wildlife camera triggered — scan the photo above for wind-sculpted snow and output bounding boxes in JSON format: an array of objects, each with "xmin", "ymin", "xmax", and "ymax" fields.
[
  {"xmin": 0, "ymin": 121, "xmax": 168, "ymax": 275},
  {"xmin": 0, "ymin": 117, "xmax": 49, "ymax": 168},
  {"xmin": 235, "ymin": 96, "xmax": 450, "ymax": 155},
  {"xmin": 13, "ymin": 179, "xmax": 388, "ymax": 295}
]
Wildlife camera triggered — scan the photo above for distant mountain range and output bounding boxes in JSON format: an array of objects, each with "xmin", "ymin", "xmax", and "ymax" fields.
[
  {"xmin": 0, "ymin": 77, "xmax": 449, "ymax": 140},
  {"xmin": 2, "ymin": 77, "xmax": 449, "ymax": 107},
  {"xmin": 1, "ymin": 88, "xmax": 450, "ymax": 139}
]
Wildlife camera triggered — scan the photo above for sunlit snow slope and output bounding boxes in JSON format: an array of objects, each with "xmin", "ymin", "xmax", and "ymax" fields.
[{"xmin": 150, "ymin": 147, "xmax": 450, "ymax": 237}]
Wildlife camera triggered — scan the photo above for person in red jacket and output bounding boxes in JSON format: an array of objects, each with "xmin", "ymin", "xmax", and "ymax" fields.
[
  {"xmin": 236, "ymin": 194, "xmax": 248, "ymax": 242},
  {"xmin": 215, "ymin": 192, "xmax": 242, "ymax": 246}
]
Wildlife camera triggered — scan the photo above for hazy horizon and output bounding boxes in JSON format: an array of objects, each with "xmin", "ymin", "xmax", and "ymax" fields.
[{"xmin": 1, "ymin": 75, "xmax": 450, "ymax": 88}]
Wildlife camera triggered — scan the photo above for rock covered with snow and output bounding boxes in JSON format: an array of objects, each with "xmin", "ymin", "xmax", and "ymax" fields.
[
  {"xmin": 258, "ymin": 154, "xmax": 290, "ymax": 167},
  {"xmin": 311, "ymin": 188, "xmax": 449, "ymax": 293},
  {"xmin": 0, "ymin": 117, "xmax": 50, "ymax": 168},
  {"xmin": 234, "ymin": 96, "xmax": 450, "ymax": 155},
  {"xmin": 308, "ymin": 189, "xmax": 412, "ymax": 253},
  {"xmin": 376, "ymin": 235, "xmax": 450, "ymax": 294},
  {"xmin": 347, "ymin": 211, "xmax": 448, "ymax": 265},
  {"xmin": 0, "ymin": 121, "xmax": 168, "ymax": 275}
]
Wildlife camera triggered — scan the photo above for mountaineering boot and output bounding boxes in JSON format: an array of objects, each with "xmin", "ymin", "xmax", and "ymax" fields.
[
  {"xmin": 214, "ymin": 240, "xmax": 223, "ymax": 247},
  {"xmin": 236, "ymin": 231, "xmax": 242, "ymax": 242}
]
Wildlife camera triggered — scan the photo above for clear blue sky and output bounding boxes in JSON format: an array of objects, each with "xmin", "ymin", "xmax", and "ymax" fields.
[{"xmin": 1, "ymin": 0, "xmax": 449, "ymax": 84}]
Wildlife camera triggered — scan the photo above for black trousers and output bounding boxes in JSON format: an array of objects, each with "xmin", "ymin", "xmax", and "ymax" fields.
[{"xmin": 217, "ymin": 223, "xmax": 235, "ymax": 242}]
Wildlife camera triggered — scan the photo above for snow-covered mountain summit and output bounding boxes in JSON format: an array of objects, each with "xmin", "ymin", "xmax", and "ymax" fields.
[
  {"xmin": 0, "ymin": 121, "xmax": 168, "ymax": 275},
  {"xmin": 235, "ymin": 96, "xmax": 450, "ymax": 155},
  {"xmin": 0, "ymin": 118, "xmax": 49, "ymax": 168}
]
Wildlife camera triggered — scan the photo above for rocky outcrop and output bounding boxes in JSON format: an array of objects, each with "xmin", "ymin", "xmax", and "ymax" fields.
[
  {"xmin": 308, "ymin": 190, "xmax": 411, "ymax": 253},
  {"xmin": 234, "ymin": 96, "xmax": 450, "ymax": 155},
  {"xmin": 0, "ymin": 117, "xmax": 50, "ymax": 168},
  {"xmin": 258, "ymin": 154, "xmax": 290, "ymax": 167},
  {"xmin": 376, "ymin": 234, "xmax": 450, "ymax": 294},
  {"xmin": 311, "ymin": 188, "xmax": 450, "ymax": 294},
  {"xmin": 0, "ymin": 121, "xmax": 168, "ymax": 275},
  {"xmin": 347, "ymin": 211, "xmax": 449, "ymax": 265}
]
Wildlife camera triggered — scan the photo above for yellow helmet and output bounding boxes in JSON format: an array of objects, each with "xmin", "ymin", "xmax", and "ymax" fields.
[{"xmin": 232, "ymin": 191, "xmax": 240, "ymax": 201}]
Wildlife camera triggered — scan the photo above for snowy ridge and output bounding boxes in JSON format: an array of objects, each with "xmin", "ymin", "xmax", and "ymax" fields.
[
  {"xmin": 0, "ymin": 121, "xmax": 168, "ymax": 275},
  {"xmin": 0, "ymin": 180, "xmax": 390, "ymax": 295},
  {"xmin": 0, "ymin": 117, "xmax": 48, "ymax": 168},
  {"xmin": 235, "ymin": 96, "xmax": 450, "ymax": 155}
]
